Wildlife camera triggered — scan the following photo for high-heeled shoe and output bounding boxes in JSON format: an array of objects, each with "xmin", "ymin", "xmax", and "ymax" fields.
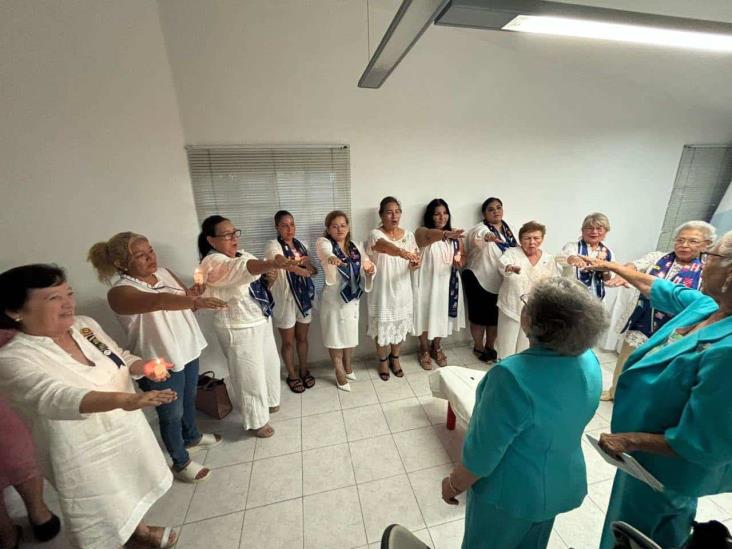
[
  {"xmin": 336, "ymin": 381, "xmax": 352, "ymax": 392},
  {"xmin": 345, "ymin": 371, "xmax": 358, "ymax": 381},
  {"xmin": 31, "ymin": 513, "xmax": 61, "ymax": 542}
]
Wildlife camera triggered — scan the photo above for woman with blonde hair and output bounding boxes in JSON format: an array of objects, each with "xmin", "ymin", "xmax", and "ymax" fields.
[
  {"xmin": 558, "ymin": 212, "xmax": 615, "ymax": 299},
  {"xmin": 89, "ymin": 232, "xmax": 226, "ymax": 483},
  {"xmin": 316, "ymin": 210, "xmax": 376, "ymax": 391}
]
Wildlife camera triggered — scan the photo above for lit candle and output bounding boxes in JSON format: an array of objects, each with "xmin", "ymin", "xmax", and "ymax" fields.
[
  {"xmin": 454, "ymin": 252, "xmax": 462, "ymax": 263},
  {"xmin": 293, "ymin": 251, "xmax": 302, "ymax": 263},
  {"xmin": 363, "ymin": 257, "xmax": 374, "ymax": 271},
  {"xmin": 193, "ymin": 267, "xmax": 205, "ymax": 285},
  {"xmin": 153, "ymin": 358, "xmax": 167, "ymax": 379}
]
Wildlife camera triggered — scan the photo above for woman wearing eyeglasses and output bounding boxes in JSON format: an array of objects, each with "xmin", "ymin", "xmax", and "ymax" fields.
[
  {"xmin": 495, "ymin": 221, "xmax": 560, "ymax": 360},
  {"xmin": 576, "ymin": 230, "xmax": 732, "ymax": 549},
  {"xmin": 600, "ymin": 221, "xmax": 716, "ymax": 401},
  {"xmin": 198, "ymin": 215, "xmax": 305, "ymax": 438},
  {"xmin": 89, "ymin": 232, "xmax": 228, "ymax": 483}
]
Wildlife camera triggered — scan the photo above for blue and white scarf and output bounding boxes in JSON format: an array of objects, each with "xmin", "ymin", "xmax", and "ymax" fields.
[
  {"xmin": 576, "ymin": 240, "xmax": 613, "ymax": 299},
  {"xmin": 448, "ymin": 238, "xmax": 460, "ymax": 318},
  {"xmin": 327, "ymin": 236, "xmax": 363, "ymax": 304},
  {"xmin": 624, "ymin": 252, "xmax": 703, "ymax": 337},
  {"xmin": 278, "ymin": 237, "xmax": 315, "ymax": 317},
  {"xmin": 207, "ymin": 251, "xmax": 274, "ymax": 317},
  {"xmin": 483, "ymin": 220, "xmax": 517, "ymax": 252}
]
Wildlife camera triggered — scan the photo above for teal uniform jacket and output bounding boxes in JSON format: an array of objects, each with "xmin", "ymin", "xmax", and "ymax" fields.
[
  {"xmin": 462, "ymin": 346, "xmax": 602, "ymax": 524},
  {"xmin": 611, "ymin": 278, "xmax": 732, "ymax": 496}
]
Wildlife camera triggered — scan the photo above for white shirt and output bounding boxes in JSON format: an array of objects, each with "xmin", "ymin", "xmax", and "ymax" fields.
[
  {"xmin": 0, "ymin": 316, "xmax": 172, "ymax": 549},
  {"xmin": 498, "ymin": 248, "xmax": 560, "ymax": 320},
  {"xmin": 201, "ymin": 250, "xmax": 268, "ymax": 328},
  {"xmin": 464, "ymin": 222, "xmax": 510, "ymax": 294},
  {"xmin": 263, "ymin": 238, "xmax": 313, "ymax": 317},
  {"xmin": 113, "ymin": 268, "xmax": 207, "ymax": 371}
]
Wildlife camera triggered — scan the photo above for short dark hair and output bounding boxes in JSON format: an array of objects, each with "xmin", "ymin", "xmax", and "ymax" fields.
[
  {"xmin": 423, "ymin": 198, "xmax": 453, "ymax": 231},
  {"xmin": 481, "ymin": 197, "xmax": 503, "ymax": 215},
  {"xmin": 274, "ymin": 210, "xmax": 293, "ymax": 225},
  {"xmin": 198, "ymin": 215, "xmax": 229, "ymax": 260},
  {"xmin": 0, "ymin": 264, "xmax": 66, "ymax": 329},
  {"xmin": 379, "ymin": 196, "xmax": 401, "ymax": 216}
]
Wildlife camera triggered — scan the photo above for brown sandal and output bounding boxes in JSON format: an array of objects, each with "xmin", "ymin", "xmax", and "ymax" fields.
[
  {"xmin": 430, "ymin": 347, "xmax": 447, "ymax": 367},
  {"xmin": 377, "ymin": 356, "xmax": 390, "ymax": 381},
  {"xmin": 286, "ymin": 376, "xmax": 306, "ymax": 394},
  {"xmin": 300, "ymin": 370, "xmax": 316, "ymax": 389},
  {"xmin": 418, "ymin": 351, "xmax": 433, "ymax": 370},
  {"xmin": 388, "ymin": 354, "xmax": 404, "ymax": 377}
]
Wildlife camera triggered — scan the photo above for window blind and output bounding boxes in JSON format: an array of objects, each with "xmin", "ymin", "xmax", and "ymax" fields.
[
  {"xmin": 657, "ymin": 145, "xmax": 732, "ymax": 250},
  {"xmin": 186, "ymin": 145, "xmax": 352, "ymax": 289}
]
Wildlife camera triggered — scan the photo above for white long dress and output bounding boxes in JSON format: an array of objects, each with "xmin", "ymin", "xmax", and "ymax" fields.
[
  {"xmin": 201, "ymin": 250, "xmax": 281, "ymax": 430},
  {"xmin": 0, "ymin": 316, "xmax": 172, "ymax": 549},
  {"xmin": 366, "ymin": 228, "xmax": 417, "ymax": 346},
  {"xmin": 263, "ymin": 239, "xmax": 314, "ymax": 329},
  {"xmin": 496, "ymin": 248, "xmax": 560, "ymax": 359},
  {"xmin": 413, "ymin": 239, "xmax": 465, "ymax": 339},
  {"xmin": 316, "ymin": 238, "xmax": 374, "ymax": 349}
]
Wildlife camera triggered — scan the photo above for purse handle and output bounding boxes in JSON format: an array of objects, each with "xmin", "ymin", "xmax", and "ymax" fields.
[{"xmin": 198, "ymin": 370, "xmax": 219, "ymax": 391}]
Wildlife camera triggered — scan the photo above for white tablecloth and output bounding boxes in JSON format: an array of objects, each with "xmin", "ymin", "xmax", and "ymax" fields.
[{"xmin": 429, "ymin": 366, "xmax": 486, "ymax": 426}]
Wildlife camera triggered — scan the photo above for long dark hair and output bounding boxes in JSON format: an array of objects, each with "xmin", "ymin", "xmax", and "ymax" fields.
[
  {"xmin": 481, "ymin": 197, "xmax": 503, "ymax": 215},
  {"xmin": 0, "ymin": 264, "xmax": 66, "ymax": 329},
  {"xmin": 198, "ymin": 215, "xmax": 229, "ymax": 260},
  {"xmin": 423, "ymin": 198, "xmax": 452, "ymax": 231}
]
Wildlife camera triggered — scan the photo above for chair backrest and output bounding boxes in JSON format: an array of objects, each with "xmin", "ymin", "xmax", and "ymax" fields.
[
  {"xmin": 612, "ymin": 521, "xmax": 662, "ymax": 549},
  {"xmin": 381, "ymin": 524, "xmax": 431, "ymax": 549}
]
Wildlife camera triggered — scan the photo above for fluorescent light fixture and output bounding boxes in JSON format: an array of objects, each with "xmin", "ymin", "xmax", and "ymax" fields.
[{"xmin": 503, "ymin": 14, "xmax": 732, "ymax": 52}]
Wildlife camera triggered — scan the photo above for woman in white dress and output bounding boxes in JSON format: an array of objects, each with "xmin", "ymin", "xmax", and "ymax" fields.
[
  {"xmin": 316, "ymin": 210, "xmax": 376, "ymax": 391},
  {"xmin": 367, "ymin": 196, "xmax": 420, "ymax": 380},
  {"xmin": 0, "ymin": 264, "xmax": 178, "ymax": 549},
  {"xmin": 88, "ymin": 231, "xmax": 227, "ymax": 484},
  {"xmin": 264, "ymin": 211, "xmax": 318, "ymax": 394},
  {"xmin": 496, "ymin": 221, "xmax": 560, "ymax": 359},
  {"xmin": 557, "ymin": 213, "xmax": 614, "ymax": 299},
  {"xmin": 198, "ymin": 215, "xmax": 305, "ymax": 438},
  {"xmin": 413, "ymin": 198, "xmax": 465, "ymax": 369}
]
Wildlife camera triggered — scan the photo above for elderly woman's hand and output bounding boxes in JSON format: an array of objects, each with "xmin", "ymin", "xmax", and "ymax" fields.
[
  {"xmin": 441, "ymin": 476, "xmax": 461, "ymax": 505},
  {"xmin": 483, "ymin": 232, "xmax": 503, "ymax": 244},
  {"xmin": 122, "ymin": 390, "xmax": 177, "ymax": 411},
  {"xmin": 599, "ymin": 433, "xmax": 637, "ymax": 459},
  {"xmin": 604, "ymin": 275, "xmax": 630, "ymax": 288}
]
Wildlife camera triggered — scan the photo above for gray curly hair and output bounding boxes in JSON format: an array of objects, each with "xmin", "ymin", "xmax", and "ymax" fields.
[
  {"xmin": 673, "ymin": 220, "xmax": 716, "ymax": 243},
  {"xmin": 524, "ymin": 277, "xmax": 609, "ymax": 356}
]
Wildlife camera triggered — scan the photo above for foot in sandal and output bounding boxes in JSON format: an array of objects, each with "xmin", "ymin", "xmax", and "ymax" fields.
[
  {"xmin": 130, "ymin": 524, "xmax": 178, "ymax": 548},
  {"xmin": 252, "ymin": 423, "xmax": 275, "ymax": 438},
  {"xmin": 186, "ymin": 433, "xmax": 222, "ymax": 454},
  {"xmin": 172, "ymin": 460, "xmax": 211, "ymax": 483}
]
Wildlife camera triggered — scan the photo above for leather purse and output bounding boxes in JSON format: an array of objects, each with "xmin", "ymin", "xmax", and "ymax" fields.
[{"xmin": 195, "ymin": 370, "xmax": 233, "ymax": 419}]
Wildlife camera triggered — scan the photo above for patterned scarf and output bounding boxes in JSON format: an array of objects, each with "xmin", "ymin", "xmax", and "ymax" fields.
[
  {"xmin": 483, "ymin": 220, "xmax": 517, "ymax": 252},
  {"xmin": 448, "ymin": 239, "xmax": 460, "ymax": 318},
  {"xmin": 625, "ymin": 252, "xmax": 703, "ymax": 337},
  {"xmin": 230, "ymin": 251, "xmax": 274, "ymax": 318},
  {"xmin": 576, "ymin": 240, "xmax": 613, "ymax": 299},
  {"xmin": 327, "ymin": 236, "xmax": 363, "ymax": 304},
  {"xmin": 278, "ymin": 237, "xmax": 315, "ymax": 316}
]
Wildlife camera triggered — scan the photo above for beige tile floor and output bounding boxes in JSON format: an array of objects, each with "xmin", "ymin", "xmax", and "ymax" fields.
[{"xmin": 5, "ymin": 345, "xmax": 732, "ymax": 548}]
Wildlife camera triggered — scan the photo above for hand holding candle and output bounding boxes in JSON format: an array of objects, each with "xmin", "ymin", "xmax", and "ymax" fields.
[
  {"xmin": 193, "ymin": 267, "xmax": 206, "ymax": 285},
  {"xmin": 143, "ymin": 358, "xmax": 173, "ymax": 382},
  {"xmin": 363, "ymin": 257, "xmax": 375, "ymax": 275}
]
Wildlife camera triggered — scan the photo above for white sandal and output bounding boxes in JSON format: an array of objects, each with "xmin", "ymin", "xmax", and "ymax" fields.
[
  {"xmin": 172, "ymin": 461, "xmax": 211, "ymax": 483},
  {"xmin": 159, "ymin": 526, "xmax": 177, "ymax": 548},
  {"xmin": 186, "ymin": 433, "xmax": 222, "ymax": 454}
]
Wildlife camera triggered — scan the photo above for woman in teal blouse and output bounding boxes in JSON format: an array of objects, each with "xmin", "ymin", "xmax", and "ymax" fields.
[
  {"xmin": 580, "ymin": 230, "xmax": 732, "ymax": 549},
  {"xmin": 441, "ymin": 277, "xmax": 607, "ymax": 548}
]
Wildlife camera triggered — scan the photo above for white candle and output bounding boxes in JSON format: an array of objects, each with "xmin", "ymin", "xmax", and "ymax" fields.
[{"xmin": 193, "ymin": 267, "xmax": 205, "ymax": 285}]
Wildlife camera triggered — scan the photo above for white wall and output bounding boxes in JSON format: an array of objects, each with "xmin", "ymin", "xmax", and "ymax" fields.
[
  {"xmin": 0, "ymin": 1, "xmax": 197, "ymax": 343},
  {"xmin": 156, "ymin": 0, "xmax": 732, "ymax": 362}
]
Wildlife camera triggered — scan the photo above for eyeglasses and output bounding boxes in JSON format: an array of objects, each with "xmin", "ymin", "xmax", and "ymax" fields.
[
  {"xmin": 214, "ymin": 229, "xmax": 241, "ymax": 241},
  {"xmin": 520, "ymin": 293, "xmax": 529, "ymax": 305},
  {"xmin": 700, "ymin": 251, "xmax": 732, "ymax": 262},
  {"xmin": 674, "ymin": 238, "xmax": 705, "ymax": 246}
]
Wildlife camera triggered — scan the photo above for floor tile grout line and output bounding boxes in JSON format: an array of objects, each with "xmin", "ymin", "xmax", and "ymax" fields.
[{"xmin": 343, "ymin": 421, "xmax": 371, "ymax": 548}]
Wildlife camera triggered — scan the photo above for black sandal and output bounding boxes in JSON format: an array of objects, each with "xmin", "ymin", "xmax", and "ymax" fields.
[
  {"xmin": 31, "ymin": 513, "xmax": 61, "ymax": 542},
  {"xmin": 377, "ymin": 356, "xmax": 390, "ymax": 381},
  {"xmin": 286, "ymin": 376, "xmax": 306, "ymax": 394},
  {"xmin": 388, "ymin": 354, "xmax": 404, "ymax": 377},
  {"xmin": 300, "ymin": 370, "xmax": 316, "ymax": 389}
]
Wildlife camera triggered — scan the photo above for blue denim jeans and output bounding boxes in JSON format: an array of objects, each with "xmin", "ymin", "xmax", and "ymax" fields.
[{"xmin": 139, "ymin": 358, "xmax": 202, "ymax": 469}]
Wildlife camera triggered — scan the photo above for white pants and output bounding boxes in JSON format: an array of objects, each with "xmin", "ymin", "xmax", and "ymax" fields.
[
  {"xmin": 496, "ymin": 310, "xmax": 529, "ymax": 360},
  {"xmin": 215, "ymin": 319, "xmax": 281, "ymax": 430}
]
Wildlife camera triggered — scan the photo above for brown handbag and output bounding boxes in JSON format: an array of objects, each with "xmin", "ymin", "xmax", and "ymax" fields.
[{"xmin": 196, "ymin": 370, "xmax": 233, "ymax": 419}]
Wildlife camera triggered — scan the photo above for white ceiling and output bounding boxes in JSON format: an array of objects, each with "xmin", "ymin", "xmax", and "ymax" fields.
[{"xmin": 558, "ymin": 0, "xmax": 732, "ymax": 23}]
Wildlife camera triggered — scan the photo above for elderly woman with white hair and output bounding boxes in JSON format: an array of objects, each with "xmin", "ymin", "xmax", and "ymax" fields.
[
  {"xmin": 558, "ymin": 212, "xmax": 615, "ymax": 299},
  {"xmin": 600, "ymin": 220, "xmax": 716, "ymax": 400},
  {"xmin": 577, "ymin": 230, "xmax": 732, "ymax": 549},
  {"xmin": 442, "ymin": 277, "xmax": 607, "ymax": 549}
]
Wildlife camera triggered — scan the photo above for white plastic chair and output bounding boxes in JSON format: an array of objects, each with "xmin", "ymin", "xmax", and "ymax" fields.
[{"xmin": 381, "ymin": 524, "xmax": 431, "ymax": 549}]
